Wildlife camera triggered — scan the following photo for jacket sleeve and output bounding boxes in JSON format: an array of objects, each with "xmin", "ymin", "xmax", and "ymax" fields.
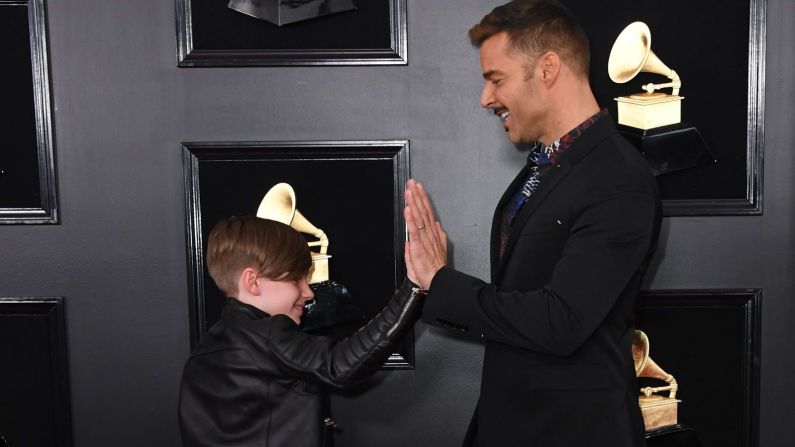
[
  {"xmin": 263, "ymin": 278, "xmax": 425, "ymax": 387},
  {"xmin": 422, "ymin": 174, "xmax": 658, "ymax": 357}
]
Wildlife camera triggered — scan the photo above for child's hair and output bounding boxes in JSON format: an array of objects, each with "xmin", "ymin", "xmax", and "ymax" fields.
[{"xmin": 206, "ymin": 215, "xmax": 312, "ymax": 297}]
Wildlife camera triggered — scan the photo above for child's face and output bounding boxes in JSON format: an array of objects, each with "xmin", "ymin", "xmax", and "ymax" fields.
[{"xmin": 258, "ymin": 275, "xmax": 314, "ymax": 324}]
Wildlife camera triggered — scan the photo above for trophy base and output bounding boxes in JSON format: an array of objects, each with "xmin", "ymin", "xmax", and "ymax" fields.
[
  {"xmin": 228, "ymin": 0, "xmax": 357, "ymax": 26},
  {"xmin": 646, "ymin": 424, "xmax": 702, "ymax": 447},
  {"xmin": 309, "ymin": 253, "xmax": 331, "ymax": 284},
  {"xmin": 640, "ymin": 395, "xmax": 681, "ymax": 431},
  {"xmin": 619, "ymin": 123, "xmax": 716, "ymax": 176},
  {"xmin": 301, "ymin": 280, "xmax": 366, "ymax": 331},
  {"xmin": 616, "ymin": 94, "xmax": 683, "ymax": 130}
]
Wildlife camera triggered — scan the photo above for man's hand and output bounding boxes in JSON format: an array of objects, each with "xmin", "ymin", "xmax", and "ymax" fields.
[{"xmin": 404, "ymin": 179, "xmax": 447, "ymax": 289}]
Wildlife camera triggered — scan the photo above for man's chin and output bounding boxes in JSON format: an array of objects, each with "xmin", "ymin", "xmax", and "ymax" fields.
[
  {"xmin": 505, "ymin": 133, "xmax": 522, "ymax": 144},
  {"xmin": 506, "ymin": 132, "xmax": 535, "ymax": 145}
]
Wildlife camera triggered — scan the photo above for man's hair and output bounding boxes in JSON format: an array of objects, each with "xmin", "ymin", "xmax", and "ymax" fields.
[
  {"xmin": 206, "ymin": 215, "xmax": 312, "ymax": 297},
  {"xmin": 469, "ymin": 0, "xmax": 590, "ymax": 77}
]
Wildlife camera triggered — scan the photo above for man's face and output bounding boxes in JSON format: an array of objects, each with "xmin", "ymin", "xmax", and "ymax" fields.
[{"xmin": 479, "ymin": 32, "xmax": 548, "ymax": 144}]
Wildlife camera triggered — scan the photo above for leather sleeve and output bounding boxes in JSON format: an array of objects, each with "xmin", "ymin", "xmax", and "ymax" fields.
[{"xmin": 263, "ymin": 278, "xmax": 424, "ymax": 387}]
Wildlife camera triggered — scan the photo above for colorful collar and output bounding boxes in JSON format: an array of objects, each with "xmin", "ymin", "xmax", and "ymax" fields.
[{"xmin": 528, "ymin": 108, "xmax": 609, "ymax": 166}]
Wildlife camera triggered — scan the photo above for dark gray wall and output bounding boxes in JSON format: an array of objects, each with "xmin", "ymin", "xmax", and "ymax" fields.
[{"xmin": 0, "ymin": 0, "xmax": 792, "ymax": 445}]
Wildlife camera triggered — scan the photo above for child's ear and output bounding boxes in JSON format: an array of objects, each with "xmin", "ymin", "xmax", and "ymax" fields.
[{"xmin": 240, "ymin": 267, "xmax": 261, "ymax": 295}]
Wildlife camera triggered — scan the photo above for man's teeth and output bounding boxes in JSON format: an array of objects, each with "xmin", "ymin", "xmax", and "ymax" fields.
[{"xmin": 499, "ymin": 111, "xmax": 510, "ymax": 121}]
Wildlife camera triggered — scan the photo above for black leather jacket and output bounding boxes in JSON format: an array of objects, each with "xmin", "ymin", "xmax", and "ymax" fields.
[{"xmin": 178, "ymin": 280, "xmax": 424, "ymax": 447}]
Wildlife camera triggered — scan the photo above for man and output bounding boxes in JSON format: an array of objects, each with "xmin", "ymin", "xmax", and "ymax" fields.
[{"xmin": 404, "ymin": 1, "xmax": 661, "ymax": 446}]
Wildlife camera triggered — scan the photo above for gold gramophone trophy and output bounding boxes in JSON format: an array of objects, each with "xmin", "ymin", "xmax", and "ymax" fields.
[
  {"xmin": 608, "ymin": 22, "xmax": 714, "ymax": 175},
  {"xmin": 256, "ymin": 183, "xmax": 364, "ymax": 330},
  {"xmin": 228, "ymin": 0, "xmax": 357, "ymax": 26},
  {"xmin": 257, "ymin": 182, "xmax": 331, "ymax": 284},
  {"xmin": 633, "ymin": 330, "xmax": 681, "ymax": 431}
]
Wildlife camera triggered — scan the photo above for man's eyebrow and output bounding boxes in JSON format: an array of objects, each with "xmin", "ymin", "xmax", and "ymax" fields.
[{"xmin": 482, "ymin": 70, "xmax": 500, "ymax": 80}]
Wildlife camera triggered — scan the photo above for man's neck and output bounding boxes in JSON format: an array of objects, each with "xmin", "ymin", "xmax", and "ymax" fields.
[{"xmin": 538, "ymin": 80, "xmax": 600, "ymax": 146}]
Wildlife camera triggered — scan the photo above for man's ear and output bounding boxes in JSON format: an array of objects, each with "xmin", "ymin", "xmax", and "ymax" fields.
[
  {"xmin": 239, "ymin": 267, "xmax": 261, "ymax": 295},
  {"xmin": 538, "ymin": 51, "xmax": 561, "ymax": 85}
]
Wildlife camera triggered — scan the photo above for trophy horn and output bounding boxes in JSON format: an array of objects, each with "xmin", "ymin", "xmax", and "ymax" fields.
[
  {"xmin": 256, "ymin": 182, "xmax": 296, "ymax": 225},
  {"xmin": 608, "ymin": 22, "xmax": 681, "ymax": 96},
  {"xmin": 256, "ymin": 183, "xmax": 330, "ymax": 283},
  {"xmin": 632, "ymin": 330, "xmax": 678, "ymax": 399}
]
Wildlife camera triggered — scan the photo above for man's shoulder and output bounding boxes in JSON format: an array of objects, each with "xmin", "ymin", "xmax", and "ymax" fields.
[
  {"xmin": 562, "ymin": 133, "xmax": 659, "ymax": 212},
  {"xmin": 563, "ymin": 116, "xmax": 649, "ymax": 171},
  {"xmin": 579, "ymin": 130, "xmax": 655, "ymax": 180}
]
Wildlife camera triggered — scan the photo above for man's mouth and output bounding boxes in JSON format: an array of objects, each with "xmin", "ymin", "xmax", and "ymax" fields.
[{"xmin": 497, "ymin": 110, "xmax": 510, "ymax": 122}]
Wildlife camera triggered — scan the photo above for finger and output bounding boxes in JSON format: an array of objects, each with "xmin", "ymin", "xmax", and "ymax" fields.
[
  {"xmin": 412, "ymin": 183, "xmax": 445, "ymax": 253},
  {"xmin": 405, "ymin": 185, "xmax": 422, "ymax": 215},
  {"xmin": 406, "ymin": 182, "xmax": 428, "ymax": 224},
  {"xmin": 403, "ymin": 204, "xmax": 417, "ymax": 241},
  {"xmin": 409, "ymin": 182, "xmax": 435, "ymax": 230},
  {"xmin": 406, "ymin": 189, "xmax": 430, "ymax": 235},
  {"xmin": 406, "ymin": 188, "xmax": 444, "ymax": 265},
  {"xmin": 404, "ymin": 204, "xmax": 429, "ymax": 255},
  {"xmin": 415, "ymin": 182, "xmax": 437, "ymax": 222},
  {"xmin": 404, "ymin": 188, "xmax": 417, "ymax": 223}
]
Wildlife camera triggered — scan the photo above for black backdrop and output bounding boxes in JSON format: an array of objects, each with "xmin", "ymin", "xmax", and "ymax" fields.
[
  {"xmin": 189, "ymin": 0, "xmax": 392, "ymax": 51},
  {"xmin": 183, "ymin": 142, "xmax": 410, "ymax": 363},
  {"xmin": 565, "ymin": 0, "xmax": 753, "ymax": 202},
  {"xmin": 0, "ymin": 4, "xmax": 41, "ymax": 209}
]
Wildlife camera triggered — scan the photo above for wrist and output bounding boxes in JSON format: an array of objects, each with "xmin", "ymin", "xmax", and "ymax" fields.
[{"xmin": 421, "ymin": 265, "xmax": 444, "ymax": 290}]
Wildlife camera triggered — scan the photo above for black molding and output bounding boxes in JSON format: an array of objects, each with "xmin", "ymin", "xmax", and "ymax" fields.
[
  {"xmin": 638, "ymin": 289, "xmax": 761, "ymax": 447},
  {"xmin": 660, "ymin": 0, "xmax": 765, "ymax": 216},
  {"xmin": 175, "ymin": 0, "xmax": 408, "ymax": 67},
  {"xmin": 568, "ymin": 0, "xmax": 766, "ymax": 216},
  {"xmin": 182, "ymin": 140, "xmax": 414, "ymax": 368},
  {"xmin": 0, "ymin": 0, "xmax": 58, "ymax": 224},
  {"xmin": 0, "ymin": 297, "xmax": 72, "ymax": 446}
]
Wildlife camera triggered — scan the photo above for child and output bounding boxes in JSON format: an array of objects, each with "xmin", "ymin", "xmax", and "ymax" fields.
[{"xmin": 178, "ymin": 215, "xmax": 425, "ymax": 447}]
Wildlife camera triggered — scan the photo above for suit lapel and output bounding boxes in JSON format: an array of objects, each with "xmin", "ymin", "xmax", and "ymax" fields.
[
  {"xmin": 492, "ymin": 116, "xmax": 618, "ymax": 283},
  {"xmin": 490, "ymin": 166, "xmax": 530, "ymax": 283},
  {"xmin": 496, "ymin": 161, "xmax": 572, "ymax": 279}
]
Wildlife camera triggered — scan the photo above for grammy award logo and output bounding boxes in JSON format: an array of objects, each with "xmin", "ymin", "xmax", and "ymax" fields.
[
  {"xmin": 607, "ymin": 22, "xmax": 715, "ymax": 176},
  {"xmin": 608, "ymin": 22, "xmax": 683, "ymax": 130},
  {"xmin": 633, "ymin": 330, "xmax": 681, "ymax": 431},
  {"xmin": 256, "ymin": 182, "xmax": 365, "ymax": 331},
  {"xmin": 256, "ymin": 182, "xmax": 331, "ymax": 284},
  {"xmin": 228, "ymin": 0, "xmax": 357, "ymax": 27}
]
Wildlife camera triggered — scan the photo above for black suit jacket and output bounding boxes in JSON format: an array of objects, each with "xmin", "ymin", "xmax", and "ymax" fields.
[{"xmin": 423, "ymin": 117, "xmax": 661, "ymax": 447}]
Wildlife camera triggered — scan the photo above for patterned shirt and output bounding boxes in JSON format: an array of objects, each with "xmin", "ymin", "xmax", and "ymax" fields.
[{"xmin": 499, "ymin": 108, "xmax": 608, "ymax": 258}]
